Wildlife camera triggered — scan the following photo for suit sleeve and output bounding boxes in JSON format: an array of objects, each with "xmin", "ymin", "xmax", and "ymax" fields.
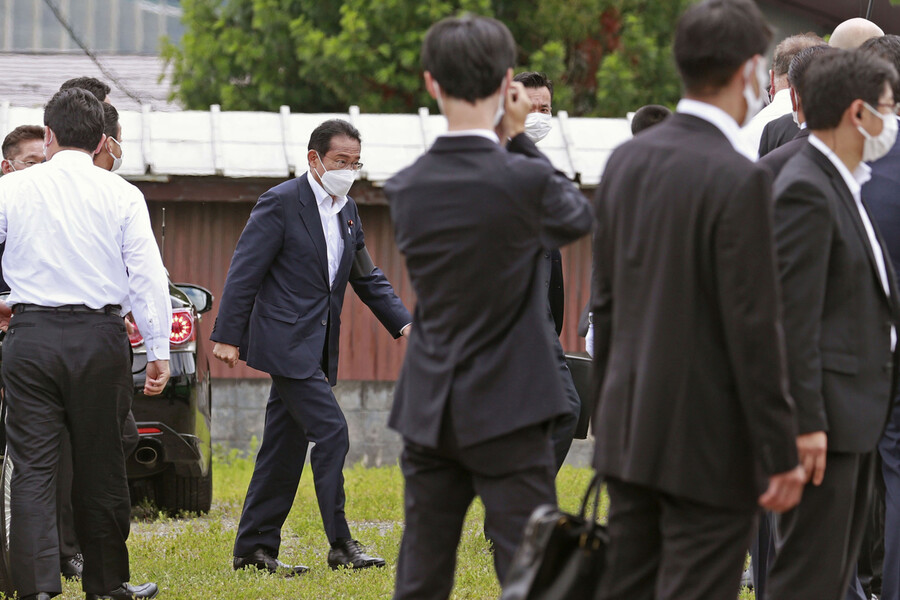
[
  {"xmin": 773, "ymin": 177, "xmax": 833, "ymax": 435},
  {"xmin": 715, "ymin": 167, "xmax": 799, "ymax": 476},
  {"xmin": 348, "ymin": 207, "xmax": 412, "ymax": 338},
  {"xmin": 210, "ymin": 189, "xmax": 285, "ymax": 346}
]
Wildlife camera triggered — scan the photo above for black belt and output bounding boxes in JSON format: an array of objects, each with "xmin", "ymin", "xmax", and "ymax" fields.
[{"xmin": 13, "ymin": 304, "xmax": 121, "ymax": 315}]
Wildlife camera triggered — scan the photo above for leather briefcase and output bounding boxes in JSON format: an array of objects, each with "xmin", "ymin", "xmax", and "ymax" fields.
[{"xmin": 500, "ymin": 473, "xmax": 607, "ymax": 600}]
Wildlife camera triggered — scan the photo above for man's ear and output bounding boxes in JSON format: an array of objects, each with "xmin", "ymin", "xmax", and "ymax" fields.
[
  {"xmin": 307, "ymin": 149, "xmax": 319, "ymax": 168},
  {"xmin": 424, "ymin": 71, "xmax": 438, "ymax": 100},
  {"xmin": 44, "ymin": 127, "xmax": 53, "ymax": 147},
  {"xmin": 769, "ymin": 69, "xmax": 775, "ymax": 96},
  {"xmin": 790, "ymin": 87, "xmax": 799, "ymax": 112},
  {"xmin": 93, "ymin": 134, "xmax": 108, "ymax": 156}
]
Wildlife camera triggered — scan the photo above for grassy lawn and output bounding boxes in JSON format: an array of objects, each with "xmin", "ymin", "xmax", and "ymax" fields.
[{"xmin": 9, "ymin": 451, "xmax": 755, "ymax": 599}]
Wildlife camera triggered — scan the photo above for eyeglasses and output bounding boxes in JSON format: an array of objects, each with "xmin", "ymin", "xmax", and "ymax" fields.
[
  {"xmin": 324, "ymin": 155, "xmax": 363, "ymax": 171},
  {"xmin": 9, "ymin": 159, "xmax": 41, "ymax": 168},
  {"xmin": 877, "ymin": 102, "xmax": 900, "ymax": 115}
]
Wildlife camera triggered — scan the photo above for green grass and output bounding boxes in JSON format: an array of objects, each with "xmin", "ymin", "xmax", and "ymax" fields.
[{"xmin": 8, "ymin": 455, "xmax": 756, "ymax": 599}]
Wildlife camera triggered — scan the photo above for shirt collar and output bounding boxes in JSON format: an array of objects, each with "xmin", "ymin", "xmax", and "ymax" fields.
[
  {"xmin": 439, "ymin": 129, "xmax": 500, "ymax": 144},
  {"xmin": 49, "ymin": 149, "xmax": 93, "ymax": 165},
  {"xmin": 676, "ymin": 98, "xmax": 757, "ymax": 160},
  {"xmin": 808, "ymin": 134, "xmax": 872, "ymax": 197},
  {"xmin": 307, "ymin": 171, "xmax": 348, "ymax": 215}
]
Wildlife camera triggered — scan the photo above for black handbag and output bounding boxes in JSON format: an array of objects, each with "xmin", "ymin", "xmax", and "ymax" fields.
[{"xmin": 500, "ymin": 473, "xmax": 607, "ymax": 600}]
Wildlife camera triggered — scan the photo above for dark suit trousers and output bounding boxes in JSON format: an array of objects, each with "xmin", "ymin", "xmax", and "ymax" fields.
[
  {"xmin": 767, "ymin": 451, "xmax": 876, "ymax": 600},
  {"xmin": 879, "ymin": 393, "xmax": 900, "ymax": 600},
  {"xmin": 549, "ymin": 336, "xmax": 580, "ymax": 471},
  {"xmin": 393, "ymin": 414, "xmax": 556, "ymax": 600},
  {"xmin": 597, "ymin": 477, "xmax": 756, "ymax": 600},
  {"xmin": 233, "ymin": 371, "xmax": 352, "ymax": 556},
  {"xmin": 3, "ymin": 312, "xmax": 132, "ymax": 597}
]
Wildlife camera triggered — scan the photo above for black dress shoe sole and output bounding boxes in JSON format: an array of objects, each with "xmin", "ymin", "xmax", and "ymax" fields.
[
  {"xmin": 234, "ymin": 559, "xmax": 309, "ymax": 577},
  {"xmin": 328, "ymin": 560, "xmax": 386, "ymax": 571},
  {"xmin": 85, "ymin": 591, "xmax": 158, "ymax": 600}
]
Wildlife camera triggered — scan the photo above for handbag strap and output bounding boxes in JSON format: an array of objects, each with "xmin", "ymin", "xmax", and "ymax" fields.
[{"xmin": 578, "ymin": 472, "xmax": 605, "ymax": 523}]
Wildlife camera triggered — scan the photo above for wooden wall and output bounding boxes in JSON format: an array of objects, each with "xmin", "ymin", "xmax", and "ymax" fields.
[{"xmin": 139, "ymin": 178, "xmax": 592, "ymax": 381}]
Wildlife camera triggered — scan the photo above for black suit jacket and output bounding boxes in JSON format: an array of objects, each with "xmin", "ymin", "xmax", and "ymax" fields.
[
  {"xmin": 211, "ymin": 173, "xmax": 411, "ymax": 384},
  {"xmin": 385, "ymin": 133, "xmax": 591, "ymax": 448},
  {"xmin": 759, "ymin": 127, "xmax": 810, "ymax": 180},
  {"xmin": 864, "ymin": 118, "xmax": 900, "ymax": 278},
  {"xmin": 759, "ymin": 112, "xmax": 800, "ymax": 158},
  {"xmin": 591, "ymin": 113, "xmax": 798, "ymax": 510},
  {"xmin": 774, "ymin": 143, "xmax": 899, "ymax": 452},
  {"xmin": 548, "ymin": 249, "xmax": 564, "ymax": 336}
]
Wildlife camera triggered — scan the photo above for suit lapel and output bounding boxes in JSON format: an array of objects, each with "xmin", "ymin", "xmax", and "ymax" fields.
[
  {"xmin": 336, "ymin": 203, "xmax": 355, "ymax": 284},
  {"xmin": 296, "ymin": 174, "xmax": 330, "ymax": 285},
  {"xmin": 809, "ymin": 148, "xmax": 890, "ymax": 303}
]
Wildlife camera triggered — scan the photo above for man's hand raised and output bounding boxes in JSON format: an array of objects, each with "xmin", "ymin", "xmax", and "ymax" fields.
[
  {"xmin": 500, "ymin": 81, "xmax": 533, "ymax": 140},
  {"xmin": 213, "ymin": 342, "xmax": 240, "ymax": 368},
  {"xmin": 758, "ymin": 465, "xmax": 806, "ymax": 513}
]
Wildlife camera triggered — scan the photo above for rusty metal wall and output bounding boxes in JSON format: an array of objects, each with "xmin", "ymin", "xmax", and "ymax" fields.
[{"xmin": 140, "ymin": 180, "xmax": 592, "ymax": 382}]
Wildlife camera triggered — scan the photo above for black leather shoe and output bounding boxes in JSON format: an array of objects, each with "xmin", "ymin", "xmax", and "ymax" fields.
[
  {"xmin": 327, "ymin": 539, "xmax": 386, "ymax": 570},
  {"xmin": 233, "ymin": 547, "xmax": 309, "ymax": 576},
  {"xmin": 61, "ymin": 552, "xmax": 84, "ymax": 580},
  {"xmin": 85, "ymin": 582, "xmax": 158, "ymax": 599}
]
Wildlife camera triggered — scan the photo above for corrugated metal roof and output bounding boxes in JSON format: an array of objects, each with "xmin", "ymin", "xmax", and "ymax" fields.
[
  {"xmin": 0, "ymin": 102, "xmax": 632, "ymax": 187},
  {"xmin": 0, "ymin": 53, "xmax": 179, "ymax": 112}
]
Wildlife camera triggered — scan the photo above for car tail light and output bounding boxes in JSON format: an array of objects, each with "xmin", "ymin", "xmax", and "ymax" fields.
[
  {"xmin": 127, "ymin": 308, "xmax": 195, "ymax": 348},
  {"xmin": 137, "ymin": 427, "xmax": 162, "ymax": 435},
  {"xmin": 170, "ymin": 308, "xmax": 195, "ymax": 345}
]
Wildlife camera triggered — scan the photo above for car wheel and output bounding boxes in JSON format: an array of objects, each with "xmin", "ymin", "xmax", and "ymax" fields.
[
  {"xmin": 0, "ymin": 452, "xmax": 15, "ymax": 595},
  {"xmin": 155, "ymin": 463, "xmax": 212, "ymax": 515}
]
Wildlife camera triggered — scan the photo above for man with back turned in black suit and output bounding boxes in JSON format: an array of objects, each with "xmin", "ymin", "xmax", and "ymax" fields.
[
  {"xmin": 591, "ymin": 1, "xmax": 805, "ymax": 598},
  {"xmin": 385, "ymin": 15, "xmax": 592, "ymax": 599},
  {"xmin": 767, "ymin": 49, "xmax": 900, "ymax": 600},
  {"xmin": 212, "ymin": 119, "xmax": 412, "ymax": 575}
]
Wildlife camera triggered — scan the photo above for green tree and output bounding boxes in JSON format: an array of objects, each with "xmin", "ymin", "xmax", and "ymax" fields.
[{"xmin": 163, "ymin": 0, "xmax": 691, "ymax": 117}]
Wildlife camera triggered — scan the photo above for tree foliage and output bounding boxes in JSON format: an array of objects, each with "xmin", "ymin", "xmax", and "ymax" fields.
[{"xmin": 163, "ymin": 0, "xmax": 696, "ymax": 117}]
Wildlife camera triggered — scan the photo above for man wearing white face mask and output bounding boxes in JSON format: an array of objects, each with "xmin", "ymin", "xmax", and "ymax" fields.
[
  {"xmin": 93, "ymin": 104, "xmax": 123, "ymax": 172},
  {"xmin": 212, "ymin": 119, "xmax": 411, "ymax": 575},
  {"xmin": 768, "ymin": 49, "xmax": 900, "ymax": 600},
  {"xmin": 591, "ymin": 1, "xmax": 805, "ymax": 598}
]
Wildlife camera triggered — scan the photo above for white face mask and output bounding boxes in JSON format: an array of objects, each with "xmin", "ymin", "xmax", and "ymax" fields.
[
  {"xmin": 524, "ymin": 113, "xmax": 553, "ymax": 143},
  {"xmin": 108, "ymin": 137, "xmax": 123, "ymax": 172},
  {"xmin": 858, "ymin": 102, "xmax": 899, "ymax": 163},
  {"xmin": 742, "ymin": 57, "xmax": 768, "ymax": 127},
  {"xmin": 315, "ymin": 152, "xmax": 357, "ymax": 197}
]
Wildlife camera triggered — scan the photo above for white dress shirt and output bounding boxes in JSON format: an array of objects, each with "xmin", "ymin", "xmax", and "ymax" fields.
[
  {"xmin": 676, "ymin": 98, "xmax": 758, "ymax": 160},
  {"xmin": 0, "ymin": 150, "xmax": 172, "ymax": 360},
  {"xmin": 741, "ymin": 87, "xmax": 793, "ymax": 154},
  {"xmin": 808, "ymin": 134, "xmax": 896, "ymax": 350},
  {"xmin": 307, "ymin": 172, "xmax": 347, "ymax": 288},
  {"xmin": 440, "ymin": 129, "xmax": 501, "ymax": 144}
]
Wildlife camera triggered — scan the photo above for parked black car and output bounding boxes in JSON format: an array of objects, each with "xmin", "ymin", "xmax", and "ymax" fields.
[{"xmin": 126, "ymin": 281, "xmax": 214, "ymax": 515}]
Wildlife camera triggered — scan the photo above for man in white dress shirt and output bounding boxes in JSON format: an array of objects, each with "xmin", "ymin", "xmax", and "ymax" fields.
[
  {"xmin": 742, "ymin": 33, "xmax": 822, "ymax": 154},
  {"xmin": 0, "ymin": 88, "xmax": 170, "ymax": 600}
]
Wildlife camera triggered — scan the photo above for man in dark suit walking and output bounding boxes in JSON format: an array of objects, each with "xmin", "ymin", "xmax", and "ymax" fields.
[
  {"xmin": 767, "ymin": 49, "xmax": 900, "ymax": 600},
  {"xmin": 385, "ymin": 16, "xmax": 592, "ymax": 599},
  {"xmin": 211, "ymin": 119, "xmax": 412, "ymax": 574},
  {"xmin": 591, "ymin": 2, "xmax": 805, "ymax": 598}
]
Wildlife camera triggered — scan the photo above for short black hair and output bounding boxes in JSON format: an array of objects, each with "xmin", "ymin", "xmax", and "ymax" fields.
[
  {"xmin": 803, "ymin": 50, "xmax": 898, "ymax": 130},
  {"xmin": 59, "ymin": 77, "xmax": 110, "ymax": 102},
  {"xmin": 102, "ymin": 103, "xmax": 120, "ymax": 139},
  {"xmin": 43, "ymin": 88, "xmax": 105, "ymax": 153},
  {"xmin": 307, "ymin": 119, "xmax": 361, "ymax": 156},
  {"xmin": 2, "ymin": 125, "xmax": 44, "ymax": 159},
  {"xmin": 860, "ymin": 35, "xmax": 900, "ymax": 81},
  {"xmin": 674, "ymin": 0, "xmax": 772, "ymax": 94},
  {"xmin": 787, "ymin": 45, "xmax": 834, "ymax": 90},
  {"xmin": 422, "ymin": 15, "xmax": 516, "ymax": 103},
  {"xmin": 631, "ymin": 105, "xmax": 672, "ymax": 134},
  {"xmin": 513, "ymin": 72, "xmax": 553, "ymax": 98}
]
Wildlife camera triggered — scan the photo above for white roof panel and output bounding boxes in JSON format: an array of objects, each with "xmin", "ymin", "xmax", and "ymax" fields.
[{"xmin": 0, "ymin": 100, "xmax": 632, "ymax": 187}]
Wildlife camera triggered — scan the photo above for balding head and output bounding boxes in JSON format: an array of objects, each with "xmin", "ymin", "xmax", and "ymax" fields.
[
  {"xmin": 770, "ymin": 33, "xmax": 824, "ymax": 92},
  {"xmin": 830, "ymin": 18, "xmax": 884, "ymax": 49}
]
